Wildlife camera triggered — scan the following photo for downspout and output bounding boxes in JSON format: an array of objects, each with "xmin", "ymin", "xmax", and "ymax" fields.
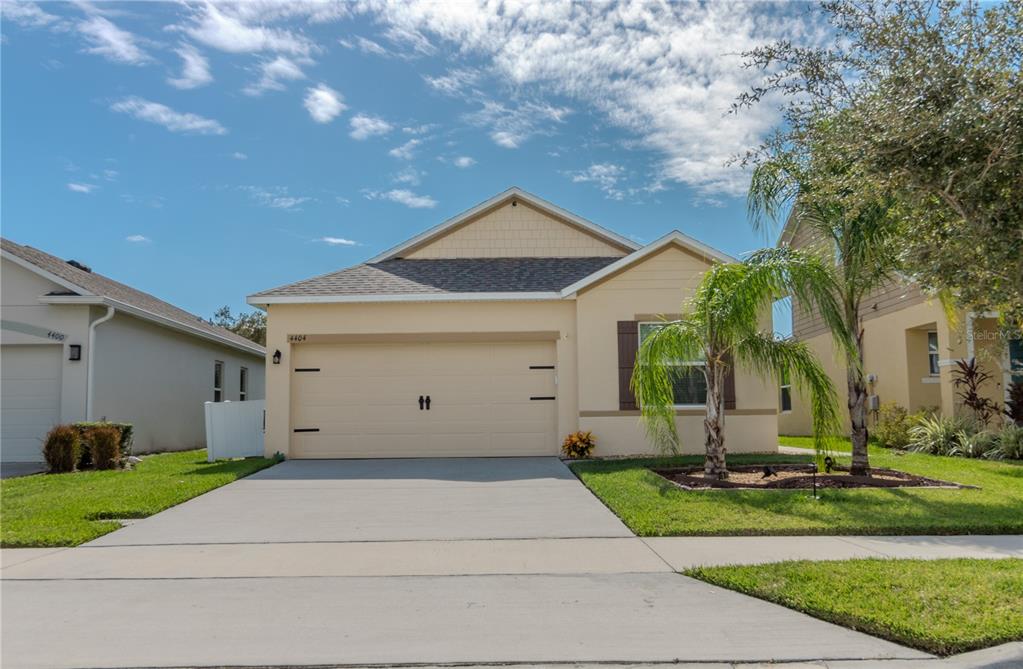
[{"xmin": 86, "ymin": 305, "xmax": 116, "ymax": 420}]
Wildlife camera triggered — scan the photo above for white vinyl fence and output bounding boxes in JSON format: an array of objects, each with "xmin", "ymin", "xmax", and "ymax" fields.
[{"xmin": 204, "ymin": 400, "xmax": 265, "ymax": 462}]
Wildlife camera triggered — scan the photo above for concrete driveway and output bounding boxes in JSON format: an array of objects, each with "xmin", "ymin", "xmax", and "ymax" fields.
[
  {"xmin": 88, "ymin": 457, "xmax": 633, "ymax": 545},
  {"xmin": 2, "ymin": 457, "xmax": 930, "ymax": 668}
]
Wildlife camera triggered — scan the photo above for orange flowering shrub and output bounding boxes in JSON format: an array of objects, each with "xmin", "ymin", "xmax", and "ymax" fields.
[{"xmin": 562, "ymin": 431, "xmax": 596, "ymax": 459}]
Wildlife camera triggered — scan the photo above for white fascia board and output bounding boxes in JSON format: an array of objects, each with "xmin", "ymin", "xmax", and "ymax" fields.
[
  {"xmin": 38, "ymin": 295, "xmax": 265, "ymax": 357},
  {"xmin": 247, "ymin": 291, "xmax": 565, "ymax": 306},
  {"xmin": 366, "ymin": 187, "xmax": 640, "ymax": 263},
  {"xmin": 1, "ymin": 250, "xmax": 95, "ymax": 296},
  {"xmin": 560, "ymin": 230, "xmax": 736, "ymax": 298}
]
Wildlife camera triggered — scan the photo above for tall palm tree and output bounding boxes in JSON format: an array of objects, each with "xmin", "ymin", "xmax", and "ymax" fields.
[
  {"xmin": 748, "ymin": 141, "xmax": 900, "ymax": 476},
  {"xmin": 632, "ymin": 247, "xmax": 847, "ymax": 478}
]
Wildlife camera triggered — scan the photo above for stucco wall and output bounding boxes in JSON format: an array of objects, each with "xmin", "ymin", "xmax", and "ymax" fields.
[
  {"xmin": 778, "ymin": 300, "xmax": 1007, "ymax": 436},
  {"xmin": 91, "ymin": 311, "xmax": 265, "ymax": 453},
  {"xmin": 575, "ymin": 245, "xmax": 778, "ymax": 456},
  {"xmin": 262, "ymin": 300, "xmax": 578, "ymax": 457},
  {"xmin": 404, "ymin": 201, "xmax": 627, "ymax": 259}
]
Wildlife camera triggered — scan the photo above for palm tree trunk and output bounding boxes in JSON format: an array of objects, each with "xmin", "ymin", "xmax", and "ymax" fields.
[
  {"xmin": 847, "ymin": 323, "xmax": 870, "ymax": 476},
  {"xmin": 704, "ymin": 360, "xmax": 728, "ymax": 479}
]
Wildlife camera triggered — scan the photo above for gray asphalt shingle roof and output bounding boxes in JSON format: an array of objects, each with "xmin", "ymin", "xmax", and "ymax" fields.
[
  {"xmin": 2, "ymin": 238, "xmax": 262, "ymax": 352},
  {"xmin": 251, "ymin": 257, "xmax": 621, "ymax": 297}
]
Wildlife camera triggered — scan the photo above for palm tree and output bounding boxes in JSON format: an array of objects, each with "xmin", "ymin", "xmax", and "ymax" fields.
[
  {"xmin": 632, "ymin": 247, "xmax": 847, "ymax": 478},
  {"xmin": 748, "ymin": 138, "xmax": 900, "ymax": 476}
]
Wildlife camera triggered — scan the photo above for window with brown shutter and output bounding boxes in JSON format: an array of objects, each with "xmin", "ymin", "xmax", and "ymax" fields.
[{"xmin": 617, "ymin": 320, "xmax": 639, "ymax": 410}]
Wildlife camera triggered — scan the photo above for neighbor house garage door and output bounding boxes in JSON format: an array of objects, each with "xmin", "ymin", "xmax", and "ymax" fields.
[
  {"xmin": 290, "ymin": 340, "xmax": 558, "ymax": 458},
  {"xmin": 1, "ymin": 344, "xmax": 62, "ymax": 462}
]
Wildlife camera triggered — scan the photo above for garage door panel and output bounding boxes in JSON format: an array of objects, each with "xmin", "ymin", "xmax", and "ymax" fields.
[
  {"xmin": 1, "ymin": 345, "xmax": 61, "ymax": 463},
  {"xmin": 290, "ymin": 340, "xmax": 558, "ymax": 458}
]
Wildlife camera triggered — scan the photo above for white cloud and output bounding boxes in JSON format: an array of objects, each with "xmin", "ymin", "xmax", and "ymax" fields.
[
  {"xmin": 353, "ymin": 1, "xmax": 815, "ymax": 196},
  {"xmin": 388, "ymin": 138, "xmax": 421, "ymax": 160},
  {"xmin": 231, "ymin": 152, "xmax": 248, "ymax": 160},
  {"xmin": 392, "ymin": 166, "xmax": 422, "ymax": 186},
  {"xmin": 317, "ymin": 236, "xmax": 358, "ymax": 246},
  {"xmin": 466, "ymin": 99, "xmax": 571, "ymax": 149},
  {"xmin": 1, "ymin": 2, "xmax": 62, "ymax": 28},
  {"xmin": 167, "ymin": 44, "xmax": 212, "ymax": 89},
  {"xmin": 110, "ymin": 97, "xmax": 227, "ymax": 135},
  {"xmin": 423, "ymin": 68, "xmax": 480, "ymax": 95},
  {"xmin": 125, "ymin": 234, "xmax": 151, "ymax": 243},
  {"xmin": 453, "ymin": 156, "xmax": 476, "ymax": 168},
  {"xmin": 179, "ymin": 2, "xmax": 314, "ymax": 56},
  {"xmin": 567, "ymin": 163, "xmax": 626, "ymax": 200},
  {"xmin": 102, "ymin": 169, "xmax": 118, "ymax": 181},
  {"xmin": 339, "ymin": 35, "xmax": 389, "ymax": 57},
  {"xmin": 242, "ymin": 186, "xmax": 311, "ymax": 210},
  {"xmin": 244, "ymin": 56, "xmax": 307, "ymax": 95},
  {"xmin": 77, "ymin": 15, "xmax": 150, "ymax": 65},
  {"xmin": 402, "ymin": 123, "xmax": 437, "ymax": 135},
  {"xmin": 364, "ymin": 188, "xmax": 437, "ymax": 209},
  {"xmin": 67, "ymin": 182, "xmax": 96, "ymax": 193},
  {"xmin": 303, "ymin": 84, "xmax": 346, "ymax": 123},
  {"xmin": 349, "ymin": 113, "xmax": 393, "ymax": 140}
]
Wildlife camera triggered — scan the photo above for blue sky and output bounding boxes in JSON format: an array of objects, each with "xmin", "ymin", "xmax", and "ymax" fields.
[{"xmin": 1, "ymin": 1, "xmax": 816, "ymax": 331}]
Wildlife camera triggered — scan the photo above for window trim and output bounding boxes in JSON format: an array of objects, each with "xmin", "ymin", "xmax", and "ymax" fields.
[
  {"xmin": 213, "ymin": 360, "xmax": 224, "ymax": 403},
  {"xmin": 779, "ymin": 369, "xmax": 792, "ymax": 414},
  {"xmin": 239, "ymin": 366, "xmax": 248, "ymax": 401},
  {"xmin": 638, "ymin": 321, "xmax": 707, "ymax": 408},
  {"xmin": 927, "ymin": 331, "xmax": 940, "ymax": 376}
]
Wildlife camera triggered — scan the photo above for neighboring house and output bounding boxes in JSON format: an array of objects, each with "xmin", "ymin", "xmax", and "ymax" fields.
[
  {"xmin": 1, "ymin": 238, "xmax": 265, "ymax": 462},
  {"xmin": 776, "ymin": 217, "xmax": 1020, "ymax": 436},
  {"xmin": 248, "ymin": 187, "xmax": 778, "ymax": 458}
]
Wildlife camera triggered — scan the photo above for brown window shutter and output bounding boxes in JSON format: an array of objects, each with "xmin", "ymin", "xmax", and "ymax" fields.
[
  {"xmin": 723, "ymin": 353, "xmax": 737, "ymax": 410},
  {"xmin": 617, "ymin": 320, "xmax": 640, "ymax": 410}
]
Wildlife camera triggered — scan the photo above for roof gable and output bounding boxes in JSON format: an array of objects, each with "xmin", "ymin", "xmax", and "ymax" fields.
[
  {"xmin": 1, "ymin": 238, "xmax": 263, "ymax": 355},
  {"xmin": 368, "ymin": 187, "xmax": 638, "ymax": 262}
]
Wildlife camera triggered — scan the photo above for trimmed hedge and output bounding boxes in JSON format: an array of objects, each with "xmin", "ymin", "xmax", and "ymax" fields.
[
  {"xmin": 73, "ymin": 422, "xmax": 133, "ymax": 469},
  {"xmin": 43, "ymin": 425, "xmax": 81, "ymax": 473}
]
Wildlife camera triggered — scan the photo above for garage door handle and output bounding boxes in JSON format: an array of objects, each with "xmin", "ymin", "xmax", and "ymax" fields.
[
  {"xmin": 425, "ymin": 395, "xmax": 431, "ymax": 410},
  {"xmin": 418, "ymin": 395, "xmax": 425, "ymax": 410}
]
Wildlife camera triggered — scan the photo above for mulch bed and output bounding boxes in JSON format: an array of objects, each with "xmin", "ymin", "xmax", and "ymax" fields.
[{"xmin": 652, "ymin": 463, "xmax": 966, "ymax": 490}]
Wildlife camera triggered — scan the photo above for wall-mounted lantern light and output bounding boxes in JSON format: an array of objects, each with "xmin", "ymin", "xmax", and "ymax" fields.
[
  {"xmin": 272, "ymin": 349, "xmax": 282, "ymax": 365},
  {"xmin": 68, "ymin": 344, "xmax": 82, "ymax": 361}
]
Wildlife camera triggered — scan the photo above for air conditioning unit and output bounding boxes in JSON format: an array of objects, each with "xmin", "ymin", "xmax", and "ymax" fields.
[{"xmin": 867, "ymin": 394, "xmax": 880, "ymax": 411}]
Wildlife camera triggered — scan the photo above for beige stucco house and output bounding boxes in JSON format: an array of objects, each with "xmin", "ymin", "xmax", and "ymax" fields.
[
  {"xmin": 248, "ymin": 188, "xmax": 779, "ymax": 459},
  {"xmin": 1, "ymin": 238, "xmax": 266, "ymax": 462},
  {"xmin": 776, "ymin": 217, "xmax": 1020, "ymax": 436}
]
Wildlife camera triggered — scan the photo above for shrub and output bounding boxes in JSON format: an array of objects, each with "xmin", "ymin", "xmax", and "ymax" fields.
[
  {"xmin": 74, "ymin": 422, "xmax": 133, "ymax": 469},
  {"xmin": 909, "ymin": 415, "xmax": 974, "ymax": 456},
  {"xmin": 88, "ymin": 425, "xmax": 122, "ymax": 470},
  {"xmin": 952, "ymin": 357, "xmax": 999, "ymax": 426},
  {"xmin": 562, "ymin": 431, "xmax": 596, "ymax": 459},
  {"xmin": 989, "ymin": 424, "xmax": 1023, "ymax": 461},
  {"xmin": 873, "ymin": 402, "xmax": 911, "ymax": 449},
  {"xmin": 42, "ymin": 425, "xmax": 81, "ymax": 473},
  {"xmin": 954, "ymin": 429, "xmax": 999, "ymax": 459}
]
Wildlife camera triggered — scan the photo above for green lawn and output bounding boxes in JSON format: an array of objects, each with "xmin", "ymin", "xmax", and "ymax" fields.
[
  {"xmin": 1, "ymin": 450, "xmax": 275, "ymax": 547},
  {"xmin": 569, "ymin": 445, "xmax": 1023, "ymax": 536},
  {"xmin": 686, "ymin": 558, "xmax": 1023, "ymax": 655}
]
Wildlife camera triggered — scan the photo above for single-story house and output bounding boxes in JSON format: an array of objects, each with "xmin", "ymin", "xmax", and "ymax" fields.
[
  {"xmin": 248, "ymin": 188, "xmax": 777, "ymax": 458},
  {"xmin": 1, "ymin": 238, "xmax": 266, "ymax": 462}
]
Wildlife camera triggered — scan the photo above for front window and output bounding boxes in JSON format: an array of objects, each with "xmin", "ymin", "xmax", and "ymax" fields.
[
  {"xmin": 780, "ymin": 368, "xmax": 792, "ymax": 413},
  {"xmin": 214, "ymin": 361, "xmax": 224, "ymax": 402},
  {"xmin": 927, "ymin": 332, "xmax": 939, "ymax": 375},
  {"xmin": 639, "ymin": 322, "xmax": 707, "ymax": 406}
]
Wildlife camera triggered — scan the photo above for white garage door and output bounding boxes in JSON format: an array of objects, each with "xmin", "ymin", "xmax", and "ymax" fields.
[
  {"xmin": 1, "ymin": 345, "xmax": 62, "ymax": 462},
  {"xmin": 290, "ymin": 340, "xmax": 558, "ymax": 458}
]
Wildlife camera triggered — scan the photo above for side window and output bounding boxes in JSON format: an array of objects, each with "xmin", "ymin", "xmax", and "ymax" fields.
[
  {"xmin": 1010, "ymin": 338, "xmax": 1023, "ymax": 385},
  {"xmin": 214, "ymin": 361, "xmax": 224, "ymax": 402},
  {"xmin": 239, "ymin": 367, "xmax": 248, "ymax": 401},
  {"xmin": 927, "ymin": 331, "xmax": 939, "ymax": 375},
  {"xmin": 780, "ymin": 368, "xmax": 792, "ymax": 413}
]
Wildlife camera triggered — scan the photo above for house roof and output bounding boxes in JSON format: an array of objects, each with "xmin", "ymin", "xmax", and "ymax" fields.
[
  {"xmin": 2, "ymin": 238, "xmax": 264, "ymax": 355},
  {"xmin": 367, "ymin": 187, "xmax": 640, "ymax": 262},
  {"xmin": 249, "ymin": 257, "xmax": 620, "ymax": 301}
]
